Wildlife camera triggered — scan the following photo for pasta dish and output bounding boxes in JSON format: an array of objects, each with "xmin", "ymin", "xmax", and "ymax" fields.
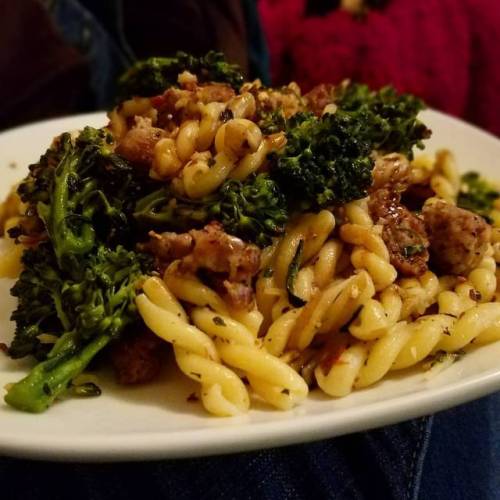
[{"xmin": 1, "ymin": 52, "xmax": 500, "ymax": 416}]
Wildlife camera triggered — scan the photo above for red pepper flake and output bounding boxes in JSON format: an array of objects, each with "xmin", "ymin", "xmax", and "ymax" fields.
[
  {"xmin": 320, "ymin": 338, "xmax": 348, "ymax": 375},
  {"xmin": 150, "ymin": 95, "xmax": 166, "ymax": 109},
  {"xmin": 0, "ymin": 343, "xmax": 8, "ymax": 354}
]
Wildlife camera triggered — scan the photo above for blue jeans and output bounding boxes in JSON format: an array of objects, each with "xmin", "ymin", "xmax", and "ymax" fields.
[{"xmin": 1, "ymin": 394, "xmax": 499, "ymax": 499}]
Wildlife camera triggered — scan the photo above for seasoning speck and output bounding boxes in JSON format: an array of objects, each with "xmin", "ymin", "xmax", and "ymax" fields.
[{"xmin": 213, "ymin": 316, "xmax": 226, "ymax": 326}]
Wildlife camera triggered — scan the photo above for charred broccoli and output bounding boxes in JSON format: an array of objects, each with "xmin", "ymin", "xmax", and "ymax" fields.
[
  {"xmin": 118, "ymin": 51, "xmax": 244, "ymax": 99},
  {"xmin": 134, "ymin": 173, "xmax": 288, "ymax": 247},
  {"xmin": 5, "ymin": 242, "xmax": 149, "ymax": 413},
  {"xmin": 336, "ymin": 83, "xmax": 431, "ymax": 157},
  {"xmin": 14, "ymin": 127, "xmax": 154, "ymax": 267},
  {"xmin": 5, "ymin": 127, "xmax": 154, "ymax": 413},
  {"xmin": 457, "ymin": 171, "xmax": 500, "ymax": 221},
  {"xmin": 269, "ymin": 83, "xmax": 431, "ymax": 209},
  {"xmin": 271, "ymin": 111, "xmax": 374, "ymax": 209}
]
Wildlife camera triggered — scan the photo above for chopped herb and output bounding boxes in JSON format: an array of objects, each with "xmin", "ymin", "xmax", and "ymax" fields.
[
  {"xmin": 345, "ymin": 305, "xmax": 363, "ymax": 329},
  {"xmin": 71, "ymin": 382, "xmax": 102, "ymax": 398},
  {"xmin": 286, "ymin": 240, "xmax": 307, "ymax": 307},
  {"xmin": 403, "ymin": 244, "xmax": 425, "ymax": 258},
  {"xmin": 213, "ymin": 316, "xmax": 226, "ymax": 327},
  {"xmin": 219, "ymin": 109, "xmax": 234, "ymax": 122},
  {"xmin": 263, "ymin": 267, "xmax": 274, "ymax": 278},
  {"xmin": 457, "ymin": 171, "xmax": 500, "ymax": 221},
  {"xmin": 426, "ymin": 350, "xmax": 464, "ymax": 370}
]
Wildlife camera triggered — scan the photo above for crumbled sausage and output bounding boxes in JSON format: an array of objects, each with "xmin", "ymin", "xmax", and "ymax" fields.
[
  {"xmin": 423, "ymin": 201, "xmax": 491, "ymax": 275},
  {"xmin": 115, "ymin": 116, "xmax": 165, "ymax": 167},
  {"xmin": 369, "ymin": 187, "xmax": 430, "ymax": 276},
  {"xmin": 180, "ymin": 222, "xmax": 260, "ymax": 282},
  {"xmin": 140, "ymin": 222, "xmax": 261, "ymax": 309},
  {"xmin": 371, "ymin": 153, "xmax": 412, "ymax": 192},
  {"xmin": 196, "ymin": 84, "xmax": 236, "ymax": 104},
  {"xmin": 139, "ymin": 231, "xmax": 193, "ymax": 265},
  {"xmin": 304, "ymin": 84, "xmax": 336, "ymax": 116},
  {"xmin": 111, "ymin": 330, "xmax": 165, "ymax": 385}
]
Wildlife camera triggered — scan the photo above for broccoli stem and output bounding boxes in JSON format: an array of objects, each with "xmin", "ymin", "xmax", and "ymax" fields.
[
  {"xmin": 4, "ymin": 333, "xmax": 110, "ymax": 413},
  {"xmin": 38, "ymin": 144, "xmax": 95, "ymax": 266}
]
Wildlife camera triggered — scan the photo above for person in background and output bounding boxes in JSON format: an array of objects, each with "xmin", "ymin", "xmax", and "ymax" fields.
[
  {"xmin": 259, "ymin": 0, "xmax": 500, "ymax": 136},
  {"xmin": 1, "ymin": 1, "xmax": 500, "ymax": 499},
  {"xmin": 0, "ymin": 0, "xmax": 269, "ymax": 130}
]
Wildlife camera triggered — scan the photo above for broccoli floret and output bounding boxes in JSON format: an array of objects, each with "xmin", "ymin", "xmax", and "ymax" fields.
[
  {"xmin": 258, "ymin": 108, "xmax": 287, "ymax": 135},
  {"xmin": 271, "ymin": 111, "xmax": 374, "ymax": 209},
  {"xmin": 14, "ymin": 127, "xmax": 155, "ymax": 267},
  {"xmin": 118, "ymin": 51, "xmax": 244, "ymax": 100},
  {"xmin": 5, "ymin": 125, "xmax": 157, "ymax": 413},
  {"xmin": 134, "ymin": 174, "xmax": 288, "ymax": 247},
  {"xmin": 336, "ymin": 83, "xmax": 431, "ymax": 158},
  {"xmin": 457, "ymin": 171, "xmax": 500, "ymax": 221},
  {"xmin": 5, "ymin": 242, "xmax": 150, "ymax": 413},
  {"xmin": 270, "ymin": 84, "xmax": 431, "ymax": 210},
  {"xmin": 8, "ymin": 243, "xmax": 65, "ymax": 360}
]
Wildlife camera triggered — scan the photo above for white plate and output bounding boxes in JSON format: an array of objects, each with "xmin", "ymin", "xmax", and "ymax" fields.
[{"xmin": 1, "ymin": 111, "xmax": 500, "ymax": 462}]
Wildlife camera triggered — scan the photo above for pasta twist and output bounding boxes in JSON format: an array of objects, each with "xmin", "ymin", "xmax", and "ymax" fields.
[
  {"xmin": 340, "ymin": 223, "xmax": 397, "ymax": 291},
  {"xmin": 429, "ymin": 149, "xmax": 460, "ymax": 203},
  {"xmin": 181, "ymin": 117, "xmax": 265, "ymax": 198},
  {"xmin": 341, "ymin": 199, "xmax": 397, "ymax": 291},
  {"xmin": 164, "ymin": 261, "xmax": 229, "ymax": 314},
  {"xmin": 191, "ymin": 307, "xmax": 309, "ymax": 410},
  {"xmin": 287, "ymin": 271, "xmax": 375, "ymax": 350},
  {"xmin": 467, "ymin": 245, "xmax": 497, "ymax": 303},
  {"xmin": 316, "ymin": 302, "xmax": 500, "ymax": 397},
  {"xmin": 399, "ymin": 271, "xmax": 440, "ymax": 319},
  {"xmin": 348, "ymin": 285, "xmax": 403, "ymax": 340},
  {"xmin": 136, "ymin": 277, "xmax": 250, "ymax": 416},
  {"xmin": 108, "ymin": 97, "xmax": 157, "ymax": 140},
  {"xmin": 162, "ymin": 263, "xmax": 308, "ymax": 410},
  {"xmin": 0, "ymin": 239, "xmax": 24, "ymax": 279},
  {"xmin": 273, "ymin": 210, "xmax": 336, "ymax": 289}
]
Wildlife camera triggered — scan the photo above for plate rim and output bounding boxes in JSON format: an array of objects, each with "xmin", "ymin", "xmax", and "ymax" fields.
[
  {"xmin": 0, "ymin": 364, "xmax": 500, "ymax": 462},
  {"xmin": 1, "ymin": 109, "xmax": 500, "ymax": 462}
]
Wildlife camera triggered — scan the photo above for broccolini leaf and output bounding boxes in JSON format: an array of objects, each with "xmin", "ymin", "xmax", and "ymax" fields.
[
  {"xmin": 336, "ymin": 83, "xmax": 431, "ymax": 158},
  {"xmin": 457, "ymin": 171, "xmax": 500, "ymax": 221},
  {"xmin": 286, "ymin": 240, "xmax": 307, "ymax": 307}
]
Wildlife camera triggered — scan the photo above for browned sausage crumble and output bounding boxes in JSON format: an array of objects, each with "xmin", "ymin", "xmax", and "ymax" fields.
[
  {"xmin": 140, "ymin": 221, "xmax": 261, "ymax": 309},
  {"xmin": 369, "ymin": 154, "xmax": 430, "ymax": 276},
  {"xmin": 422, "ymin": 200, "xmax": 491, "ymax": 275}
]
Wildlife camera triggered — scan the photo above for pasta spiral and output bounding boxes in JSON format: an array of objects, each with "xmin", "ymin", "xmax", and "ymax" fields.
[
  {"xmin": 316, "ymin": 302, "xmax": 500, "ymax": 397},
  {"xmin": 340, "ymin": 199, "xmax": 397, "ymax": 291},
  {"xmin": 137, "ymin": 277, "xmax": 250, "ymax": 417},
  {"xmin": 191, "ymin": 307, "xmax": 309, "ymax": 410}
]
